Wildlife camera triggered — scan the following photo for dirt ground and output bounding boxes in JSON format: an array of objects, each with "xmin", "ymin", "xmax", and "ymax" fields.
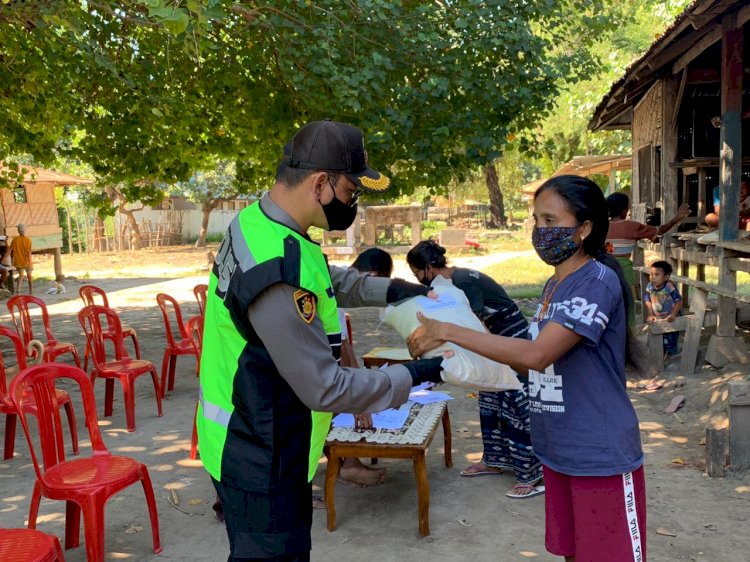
[{"xmin": 1, "ymin": 246, "xmax": 749, "ymax": 561}]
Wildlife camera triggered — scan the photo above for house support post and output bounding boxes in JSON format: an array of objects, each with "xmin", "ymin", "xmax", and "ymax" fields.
[
  {"xmin": 53, "ymin": 248, "xmax": 63, "ymax": 282},
  {"xmin": 708, "ymin": 13, "xmax": 746, "ymax": 366},
  {"xmin": 729, "ymin": 381, "xmax": 750, "ymax": 472}
]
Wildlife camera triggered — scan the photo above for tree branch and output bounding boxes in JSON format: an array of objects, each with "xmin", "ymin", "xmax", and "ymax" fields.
[{"xmin": 230, "ymin": 5, "xmax": 307, "ymax": 28}]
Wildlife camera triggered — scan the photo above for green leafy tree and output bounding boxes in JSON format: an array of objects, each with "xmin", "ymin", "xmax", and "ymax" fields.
[
  {"xmin": 525, "ymin": 0, "xmax": 693, "ymax": 175},
  {"xmin": 171, "ymin": 160, "xmax": 250, "ymax": 247},
  {"xmin": 2, "ymin": 0, "xmax": 624, "ymax": 209}
]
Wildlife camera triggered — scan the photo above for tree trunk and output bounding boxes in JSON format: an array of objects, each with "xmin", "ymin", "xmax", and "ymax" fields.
[
  {"xmin": 195, "ymin": 201, "xmax": 214, "ymax": 248},
  {"xmin": 119, "ymin": 205, "xmax": 142, "ymax": 250},
  {"xmin": 83, "ymin": 209, "xmax": 91, "ymax": 253},
  {"xmin": 75, "ymin": 213, "xmax": 83, "ymax": 254},
  {"xmin": 66, "ymin": 205, "xmax": 74, "ymax": 254},
  {"xmin": 484, "ymin": 162, "xmax": 507, "ymax": 228},
  {"xmin": 93, "ymin": 216, "xmax": 105, "ymax": 252},
  {"xmin": 120, "ymin": 222, "xmax": 128, "ymax": 250}
]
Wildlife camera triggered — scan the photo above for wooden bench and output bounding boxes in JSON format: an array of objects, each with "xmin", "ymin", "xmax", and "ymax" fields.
[
  {"xmin": 636, "ymin": 266, "xmax": 718, "ymax": 374},
  {"xmin": 324, "ymin": 401, "xmax": 452, "ymax": 537},
  {"xmin": 1, "ymin": 266, "xmax": 16, "ymax": 294},
  {"xmin": 646, "ymin": 315, "xmax": 702, "ymax": 372}
]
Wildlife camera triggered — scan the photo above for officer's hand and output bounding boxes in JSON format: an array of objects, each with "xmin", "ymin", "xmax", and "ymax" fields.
[
  {"xmin": 386, "ymin": 278, "xmax": 437, "ymax": 303},
  {"xmin": 405, "ymin": 357, "xmax": 444, "ymax": 386}
]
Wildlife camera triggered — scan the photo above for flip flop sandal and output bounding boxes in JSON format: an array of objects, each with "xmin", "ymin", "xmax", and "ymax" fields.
[
  {"xmin": 460, "ymin": 464, "xmax": 504, "ymax": 477},
  {"xmin": 664, "ymin": 395, "xmax": 686, "ymax": 413},
  {"xmin": 643, "ymin": 382, "xmax": 664, "ymax": 391},
  {"xmin": 506, "ymin": 484, "xmax": 545, "ymax": 499},
  {"xmin": 312, "ymin": 495, "xmax": 327, "ymax": 510}
]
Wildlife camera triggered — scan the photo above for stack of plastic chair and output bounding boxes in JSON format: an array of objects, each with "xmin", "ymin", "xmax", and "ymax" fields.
[
  {"xmin": 0, "ymin": 528, "xmax": 66, "ymax": 561},
  {"xmin": 10, "ymin": 363, "xmax": 162, "ymax": 562},
  {"xmin": 185, "ymin": 315, "xmax": 204, "ymax": 460},
  {"xmin": 0, "ymin": 325, "xmax": 78, "ymax": 460},
  {"xmin": 156, "ymin": 293, "xmax": 199, "ymax": 397},
  {"xmin": 7, "ymin": 296, "xmax": 81, "ymax": 367},
  {"xmin": 193, "ymin": 283, "xmax": 208, "ymax": 316},
  {"xmin": 79, "ymin": 285, "xmax": 141, "ymax": 370},
  {"xmin": 78, "ymin": 305, "xmax": 162, "ymax": 432}
]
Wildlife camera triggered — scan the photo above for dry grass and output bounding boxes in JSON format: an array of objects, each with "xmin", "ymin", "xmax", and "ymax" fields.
[{"xmin": 32, "ymin": 244, "xmax": 220, "ymax": 281}]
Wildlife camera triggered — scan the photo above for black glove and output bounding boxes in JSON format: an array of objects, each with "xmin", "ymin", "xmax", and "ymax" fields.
[
  {"xmin": 404, "ymin": 357, "xmax": 444, "ymax": 386},
  {"xmin": 386, "ymin": 278, "xmax": 430, "ymax": 303}
]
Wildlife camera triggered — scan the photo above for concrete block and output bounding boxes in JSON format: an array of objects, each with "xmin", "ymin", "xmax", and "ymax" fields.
[
  {"xmin": 439, "ymin": 229, "xmax": 466, "ymax": 247},
  {"xmin": 706, "ymin": 335, "xmax": 749, "ymax": 368},
  {"xmin": 322, "ymin": 229, "xmax": 348, "ymax": 245},
  {"xmin": 362, "ymin": 205, "xmax": 421, "ymax": 246},
  {"xmin": 729, "ymin": 381, "xmax": 750, "ymax": 472},
  {"xmin": 706, "ymin": 428, "xmax": 728, "ymax": 477}
]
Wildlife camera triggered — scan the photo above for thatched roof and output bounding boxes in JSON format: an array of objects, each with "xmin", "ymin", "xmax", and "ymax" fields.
[
  {"xmin": 0, "ymin": 165, "xmax": 94, "ymax": 186},
  {"xmin": 521, "ymin": 154, "xmax": 632, "ymax": 199},
  {"xmin": 589, "ymin": 0, "xmax": 750, "ymax": 131}
]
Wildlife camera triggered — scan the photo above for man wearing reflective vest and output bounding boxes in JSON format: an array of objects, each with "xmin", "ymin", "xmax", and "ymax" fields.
[{"xmin": 198, "ymin": 120, "xmax": 445, "ymax": 561}]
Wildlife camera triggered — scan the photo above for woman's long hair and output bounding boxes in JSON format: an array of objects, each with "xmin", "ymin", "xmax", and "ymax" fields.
[
  {"xmin": 406, "ymin": 239, "xmax": 448, "ymax": 270},
  {"xmin": 535, "ymin": 175, "xmax": 639, "ymax": 369}
]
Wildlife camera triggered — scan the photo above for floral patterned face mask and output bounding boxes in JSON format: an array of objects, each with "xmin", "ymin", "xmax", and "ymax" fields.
[{"xmin": 531, "ymin": 225, "xmax": 581, "ymax": 265}]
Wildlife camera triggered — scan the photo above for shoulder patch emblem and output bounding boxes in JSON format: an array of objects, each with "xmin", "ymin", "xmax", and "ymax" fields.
[{"xmin": 294, "ymin": 289, "xmax": 316, "ymax": 324}]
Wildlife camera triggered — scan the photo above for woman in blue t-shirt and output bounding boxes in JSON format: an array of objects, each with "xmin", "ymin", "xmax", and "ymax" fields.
[
  {"xmin": 406, "ymin": 240, "xmax": 543, "ymax": 499},
  {"xmin": 408, "ymin": 175, "xmax": 646, "ymax": 562}
]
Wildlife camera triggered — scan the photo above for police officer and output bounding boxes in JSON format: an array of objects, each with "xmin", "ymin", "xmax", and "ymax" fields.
[{"xmin": 197, "ymin": 120, "xmax": 445, "ymax": 562}]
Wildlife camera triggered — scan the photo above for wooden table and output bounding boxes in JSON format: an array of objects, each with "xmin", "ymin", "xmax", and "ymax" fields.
[
  {"xmin": 324, "ymin": 401, "xmax": 452, "ymax": 537},
  {"xmin": 359, "ymin": 347, "xmax": 413, "ymax": 469},
  {"xmin": 361, "ymin": 346, "xmax": 413, "ymax": 369}
]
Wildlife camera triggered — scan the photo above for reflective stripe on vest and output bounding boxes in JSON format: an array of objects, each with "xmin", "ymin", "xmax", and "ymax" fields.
[{"xmin": 198, "ymin": 385, "xmax": 232, "ymax": 428}]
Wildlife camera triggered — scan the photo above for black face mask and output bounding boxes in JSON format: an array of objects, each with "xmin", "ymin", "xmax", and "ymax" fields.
[
  {"xmin": 321, "ymin": 181, "xmax": 358, "ymax": 231},
  {"xmin": 418, "ymin": 271, "xmax": 432, "ymax": 286}
]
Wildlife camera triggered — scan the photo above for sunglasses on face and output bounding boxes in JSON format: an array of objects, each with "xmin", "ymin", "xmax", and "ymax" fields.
[{"xmin": 328, "ymin": 177, "xmax": 362, "ymax": 208}]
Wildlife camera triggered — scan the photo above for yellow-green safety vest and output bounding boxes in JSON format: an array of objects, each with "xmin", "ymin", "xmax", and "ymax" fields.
[{"xmin": 197, "ymin": 201, "xmax": 341, "ymax": 488}]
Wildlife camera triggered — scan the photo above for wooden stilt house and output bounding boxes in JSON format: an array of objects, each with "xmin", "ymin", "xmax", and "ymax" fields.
[
  {"xmin": 589, "ymin": 0, "xmax": 750, "ymax": 369},
  {"xmin": 0, "ymin": 166, "xmax": 94, "ymax": 280}
]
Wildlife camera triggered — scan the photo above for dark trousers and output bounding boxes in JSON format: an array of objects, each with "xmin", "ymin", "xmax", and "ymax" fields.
[
  {"xmin": 663, "ymin": 332, "xmax": 679, "ymax": 355},
  {"xmin": 212, "ymin": 477, "xmax": 312, "ymax": 561},
  {"xmin": 230, "ymin": 555, "xmax": 310, "ymax": 562}
]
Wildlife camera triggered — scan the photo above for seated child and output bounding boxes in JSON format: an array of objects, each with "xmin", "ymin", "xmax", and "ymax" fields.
[{"xmin": 644, "ymin": 260, "xmax": 683, "ymax": 356}]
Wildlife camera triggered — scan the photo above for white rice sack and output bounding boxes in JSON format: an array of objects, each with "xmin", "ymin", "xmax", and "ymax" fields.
[{"xmin": 382, "ymin": 275, "xmax": 522, "ymax": 392}]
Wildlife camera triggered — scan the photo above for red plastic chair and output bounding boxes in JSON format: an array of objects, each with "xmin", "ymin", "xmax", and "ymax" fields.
[
  {"xmin": 0, "ymin": 326, "xmax": 78, "ymax": 460},
  {"xmin": 78, "ymin": 285, "xmax": 141, "ymax": 370},
  {"xmin": 77, "ymin": 305, "xmax": 162, "ymax": 432},
  {"xmin": 194, "ymin": 284, "xmax": 208, "ymax": 316},
  {"xmin": 7, "ymin": 296, "xmax": 81, "ymax": 368},
  {"xmin": 156, "ymin": 293, "xmax": 198, "ymax": 397},
  {"xmin": 0, "ymin": 528, "xmax": 66, "ymax": 561},
  {"xmin": 9, "ymin": 363, "xmax": 162, "ymax": 562},
  {"xmin": 185, "ymin": 315, "xmax": 204, "ymax": 460}
]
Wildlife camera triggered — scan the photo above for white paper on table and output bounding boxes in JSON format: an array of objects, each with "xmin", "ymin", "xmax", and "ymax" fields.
[
  {"xmin": 409, "ymin": 389, "xmax": 453, "ymax": 405},
  {"xmin": 332, "ymin": 402, "xmax": 412, "ymax": 430},
  {"xmin": 410, "ymin": 382, "xmax": 434, "ymax": 392}
]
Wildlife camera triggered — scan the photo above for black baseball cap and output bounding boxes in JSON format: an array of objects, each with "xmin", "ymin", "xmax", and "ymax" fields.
[{"xmin": 282, "ymin": 120, "xmax": 391, "ymax": 193}]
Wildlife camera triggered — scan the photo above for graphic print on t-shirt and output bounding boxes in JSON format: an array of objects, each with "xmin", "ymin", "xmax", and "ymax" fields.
[
  {"xmin": 527, "ymin": 261, "xmax": 644, "ymax": 476},
  {"xmin": 527, "ymin": 322, "xmax": 565, "ymax": 413},
  {"xmin": 545, "ymin": 297, "xmax": 609, "ymax": 330}
]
